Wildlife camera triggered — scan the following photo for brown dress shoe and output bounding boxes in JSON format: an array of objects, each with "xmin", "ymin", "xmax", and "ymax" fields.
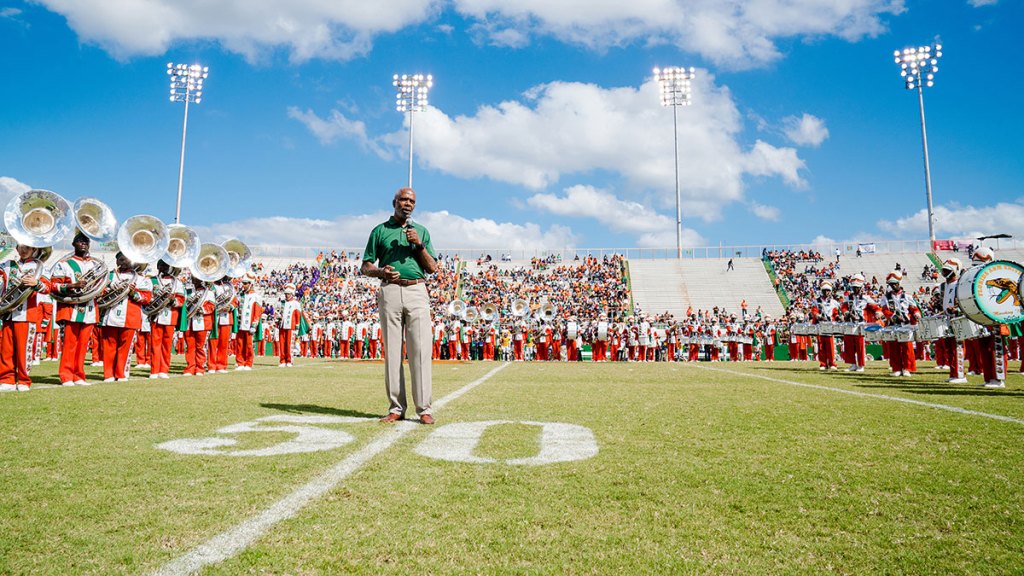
[
  {"xmin": 419, "ymin": 414, "xmax": 435, "ymax": 425},
  {"xmin": 379, "ymin": 413, "xmax": 404, "ymax": 423}
]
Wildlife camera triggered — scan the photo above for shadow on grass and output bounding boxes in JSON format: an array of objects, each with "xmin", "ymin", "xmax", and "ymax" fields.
[{"xmin": 259, "ymin": 403, "xmax": 379, "ymax": 419}]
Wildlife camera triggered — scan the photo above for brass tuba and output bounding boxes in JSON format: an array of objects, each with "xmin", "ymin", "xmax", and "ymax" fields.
[
  {"xmin": 511, "ymin": 299, "xmax": 530, "ymax": 317},
  {"xmin": 537, "ymin": 302, "xmax": 557, "ymax": 323},
  {"xmin": 221, "ymin": 238, "xmax": 252, "ymax": 278},
  {"xmin": 480, "ymin": 303, "xmax": 498, "ymax": 322},
  {"xmin": 0, "ymin": 190, "xmax": 71, "ymax": 314},
  {"xmin": 50, "ymin": 198, "xmax": 118, "ymax": 305},
  {"xmin": 96, "ymin": 215, "xmax": 169, "ymax": 312},
  {"xmin": 447, "ymin": 299, "xmax": 467, "ymax": 318},
  {"xmin": 186, "ymin": 243, "xmax": 229, "ymax": 321},
  {"xmin": 463, "ymin": 306, "xmax": 479, "ymax": 323},
  {"xmin": 163, "ymin": 224, "xmax": 201, "ymax": 269}
]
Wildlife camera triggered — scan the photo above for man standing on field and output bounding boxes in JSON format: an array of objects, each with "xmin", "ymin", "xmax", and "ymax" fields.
[{"xmin": 361, "ymin": 187, "xmax": 439, "ymax": 424}]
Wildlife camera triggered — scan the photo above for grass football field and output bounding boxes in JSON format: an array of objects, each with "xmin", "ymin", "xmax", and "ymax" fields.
[{"xmin": 2, "ymin": 356, "xmax": 1024, "ymax": 575}]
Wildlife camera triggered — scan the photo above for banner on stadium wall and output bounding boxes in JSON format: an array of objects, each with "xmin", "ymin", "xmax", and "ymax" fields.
[{"xmin": 857, "ymin": 243, "xmax": 877, "ymax": 254}]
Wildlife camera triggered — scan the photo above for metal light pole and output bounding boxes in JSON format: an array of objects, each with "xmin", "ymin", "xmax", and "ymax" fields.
[
  {"xmin": 654, "ymin": 67, "xmax": 695, "ymax": 259},
  {"xmin": 893, "ymin": 44, "xmax": 942, "ymax": 247},
  {"xmin": 168, "ymin": 62, "xmax": 209, "ymax": 224},
  {"xmin": 393, "ymin": 73, "xmax": 433, "ymax": 189}
]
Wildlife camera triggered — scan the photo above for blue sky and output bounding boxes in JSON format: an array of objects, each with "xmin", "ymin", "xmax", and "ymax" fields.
[{"xmin": 1, "ymin": 0, "xmax": 1021, "ymax": 253}]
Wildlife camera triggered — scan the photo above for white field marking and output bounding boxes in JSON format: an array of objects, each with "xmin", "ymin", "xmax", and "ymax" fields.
[
  {"xmin": 151, "ymin": 362, "xmax": 510, "ymax": 576},
  {"xmin": 693, "ymin": 364, "xmax": 1024, "ymax": 427},
  {"xmin": 415, "ymin": 420, "xmax": 598, "ymax": 465},
  {"xmin": 25, "ymin": 359, "xmax": 333, "ymax": 391},
  {"xmin": 155, "ymin": 415, "xmax": 376, "ymax": 457}
]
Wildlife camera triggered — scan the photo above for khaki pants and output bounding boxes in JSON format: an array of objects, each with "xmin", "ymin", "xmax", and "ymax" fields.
[{"xmin": 378, "ymin": 283, "xmax": 432, "ymax": 416}]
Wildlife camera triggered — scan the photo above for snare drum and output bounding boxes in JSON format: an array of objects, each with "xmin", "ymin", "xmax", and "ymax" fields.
[
  {"xmin": 597, "ymin": 321, "xmax": 609, "ymax": 341},
  {"xmin": 817, "ymin": 322, "xmax": 840, "ymax": 336},
  {"xmin": 838, "ymin": 322, "xmax": 863, "ymax": 336},
  {"xmin": 878, "ymin": 328, "xmax": 896, "ymax": 342},
  {"xmin": 792, "ymin": 323, "xmax": 817, "ymax": 336},
  {"xmin": 950, "ymin": 316, "xmax": 986, "ymax": 341},
  {"xmin": 917, "ymin": 316, "xmax": 951, "ymax": 340},
  {"xmin": 955, "ymin": 260, "xmax": 1024, "ymax": 326},
  {"xmin": 894, "ymin": 327, "xmax": 916, "ymax": 343}
]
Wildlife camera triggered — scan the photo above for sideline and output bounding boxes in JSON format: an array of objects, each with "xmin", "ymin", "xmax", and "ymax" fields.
[
  {"xmin": 151, "ymin": 362, "xmax": 510, "ymax": 576},
  {"xmin": 26, "ymin": 359, "xmax": 335, "ymax": 392},
  {"xmin": 693, "ymin": 363, "xmax": 1024, "ymax": 427}
]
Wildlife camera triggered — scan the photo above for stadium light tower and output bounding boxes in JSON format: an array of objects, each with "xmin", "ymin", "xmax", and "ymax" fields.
[
  {"xmin": 167, "ymin": 62, "xmax": 208, "ymax": 224},
  {"xmin": 393, "ymin": 73, "xmax": 433, "ymax": 189},
  {"xmin": 893, "ymin": 43, "xmax": 942, "ymax": 247},
  {"xmin": 654, "ymin": 66, "xmax": 695, "ymax": 259}
]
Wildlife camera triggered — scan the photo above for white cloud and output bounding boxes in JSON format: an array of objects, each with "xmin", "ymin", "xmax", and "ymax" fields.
[
  {"xmin": 33, "ymin": 0, "xmax": 439, "ymax": 62},
  {"xmin": 323, "ymin": 76, "xmax": 805, "ymax": 221},
  {"xmin": 34, "ymin": 1, "xmax": 902, "ymax": 67},
  {"xmin": 452, "ymin": 0, "xmax": 905, "ymax": 68},
  {"xmin": 968, "ymin": 0, "xmax": 998, "ymax": 6},
  {"xmin": 749, "ymin": 201, "xmax": 781, "ymax": 221},
  {"xmin": 526, "ymin": 184, "xmax": 705, "ymax": 247},
  {"xmin": 1, "ymin": 7, "xmax": 23, "ymax": 18},
  {"xmin": 782, "ymin": 113, "xmax": 829, "ymax": 147},
  {"xmin": 195, "ymin": 209, "xmax": 577, "ymax": 251},
  {"xmin": 286, "ymin": 106, "xmax": 391, "ymax": 158},
  {"xmin": 0, "ymin": 176, "xmax": 32, "ymax": 214},
  {"xmin": 878, "ymin": 201, "xmax": 1024, "ymax": 239}
]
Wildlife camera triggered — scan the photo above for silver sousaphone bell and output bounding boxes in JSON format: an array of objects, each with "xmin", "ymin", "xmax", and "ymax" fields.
[
  {"xmin": 116, "ymin": 215, "xmax": 170, "ymax": 265},
  {"xmin": 191, "ymin": 242, "xmax": 229, "ymax": 282},
  {"xmin": 162, "ymin": 224, "xmax": 202, "ymax": 269},
  {"xmin": 3, "ymin": 189, "xmax": 75, "ymax": 247},
  {"xmin": 73, "ymin": 197, "xmax": 118, "ymax": 243},
  {"xmin": 222, "ymin": 238, "xmax": 252, "ymax": 278}
]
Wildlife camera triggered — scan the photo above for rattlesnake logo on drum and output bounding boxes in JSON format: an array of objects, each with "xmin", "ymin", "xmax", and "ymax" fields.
[{"xmin": 986, "ymin": 278, "xmax": 1021, "ymax": 307}]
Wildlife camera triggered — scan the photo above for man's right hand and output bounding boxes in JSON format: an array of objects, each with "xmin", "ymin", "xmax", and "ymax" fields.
[{"xmin": 382, "ymin": 265, "xmax": 401, "ymax": 282}]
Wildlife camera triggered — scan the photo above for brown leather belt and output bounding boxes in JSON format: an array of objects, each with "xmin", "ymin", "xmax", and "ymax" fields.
[{"xmin": 384, "ymin": 278, "xmax": 425, "ymax": 287}]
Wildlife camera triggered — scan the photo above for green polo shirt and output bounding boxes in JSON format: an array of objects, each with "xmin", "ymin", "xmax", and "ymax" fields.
[{"xmin": 362, "ymin": 217, "xmax": 436, "ymax": 280}]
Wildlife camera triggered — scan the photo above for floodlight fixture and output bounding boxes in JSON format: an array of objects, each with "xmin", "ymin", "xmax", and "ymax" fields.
[
  {"xmin": 393, "ymin": 73, "xmax": 433, "ymax": 188},
  {"xmin": 892, "ymin": 44, "xmax": 942, "ymax": 246},
  {"xmin": 653, "ymin": 66, "xmax": 697, "ymax": 259},
  {"xmin": 167, "ymin": 62, "xmax": 210, "ymax": 224}
]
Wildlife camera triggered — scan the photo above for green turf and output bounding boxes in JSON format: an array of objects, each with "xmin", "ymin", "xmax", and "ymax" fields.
[{"xmin": 2, "ymin": 358, "xmax": 1023, "ymax": 574}]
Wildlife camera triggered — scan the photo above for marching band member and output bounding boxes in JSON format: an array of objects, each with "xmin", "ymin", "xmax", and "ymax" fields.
[
  {"xmin": 354, "ymin": 317, "xmax": 368, "ymax": 359},
  {"xmin": 35, "ymin": 291, "xmax": 55, "ymax": 364},
  {"xmin": 513, "ymin": 318, "xmax": 526, "ymax": 361},
  {"xmin": 184, "ymin": 277, "xmax": 216, "ymax": 376},
  {"xmin": 149, "ymin": 260, "xmax": 185, "ymax": 379},
  {"xmin": 969, "ymin": 247, "xmax": 1007, "ymax": 388},
  {"xmin": 484, "ymin": 322, "xmax": 498, "ymax": 361},
  {"xmin": 881, "ymin": 271, "xmax": 920, "ymax": 376},
  {"xmin": 234, "ymin": 273, "xmax": 262, "ymax": 371},
  {"xmin": 551, "ymin": 322, "xmax": 562, "ymax": 361},
  {"xmin": 369, "ymin": 319, "xmax": 381, "ymax": 359},
  {"xmin": 0, "ymin": 245, "xmax": 52, "ymax": 392},
  {"xmin": 432, "ymin": 321, "xmax": 444, "ymax": 359},
  {"xmin": 936, "ymin": 259, "xmax": 967, "ymax": 383},
  {"xmin": 50, "ymin": 232, "xmax": 102, "ymax": 386},
  {"xmin": 763, "ymin": 316, "xmax": 777, "ymax": 362},
  {"xmin": 278, "ymin": 283, "xmax": 303, "ymax": 367},
  {"xmin": 726, "ymin": 314, "xmax": 741, "ymax": 362},
  {"xmin": 98, "ymin": 252, "xmax": 153, "ymax": 382},
  {"xmin": 209, "ymin": 276, "xmax": 237, "ymax": 373},
  {"xmin": 840, "ymin": 274, "xmax": 882, "ymax": 372},
  {"xmin": 812, "ymin": 282, "xmax": 841, "ymax": 370},
  {"xmin": 340, "ymin": 314, "xmax": 354, "ymax": 359},
  {"xmin": 448, "ymin": 317, "xmax": 461, "ymax": 360}
]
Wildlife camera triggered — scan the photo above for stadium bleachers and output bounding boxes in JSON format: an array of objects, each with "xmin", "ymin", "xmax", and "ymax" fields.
[
  {"xmin": 630, "ymin": 258, "xmax": 784, "ymax": 319},
  {"xmin": 838, "ymin": 252, "xmax": 939, "ymax": 294}
]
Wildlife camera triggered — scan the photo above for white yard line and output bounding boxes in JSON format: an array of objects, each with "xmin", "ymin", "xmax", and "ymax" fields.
[
  {"xmin": 151, "ymin": 362, "xmax": 510, "ymax": 576},
  {"xmin": 693, "ymin": 364, "xmax": 1024, "ymax": 427}
]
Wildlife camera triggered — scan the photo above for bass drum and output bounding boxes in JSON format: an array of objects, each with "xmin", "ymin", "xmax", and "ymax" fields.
[
  {"xmin": 566, "ymin": 321, "xmax": 578, "ymax": 339},
  {"xmin": 597, "ymin": 321, "xmax": 609, "ymax": 341},
  {"xmin": 955, "ymin": 260, "xmax": 1024, "ymax": 326}
]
